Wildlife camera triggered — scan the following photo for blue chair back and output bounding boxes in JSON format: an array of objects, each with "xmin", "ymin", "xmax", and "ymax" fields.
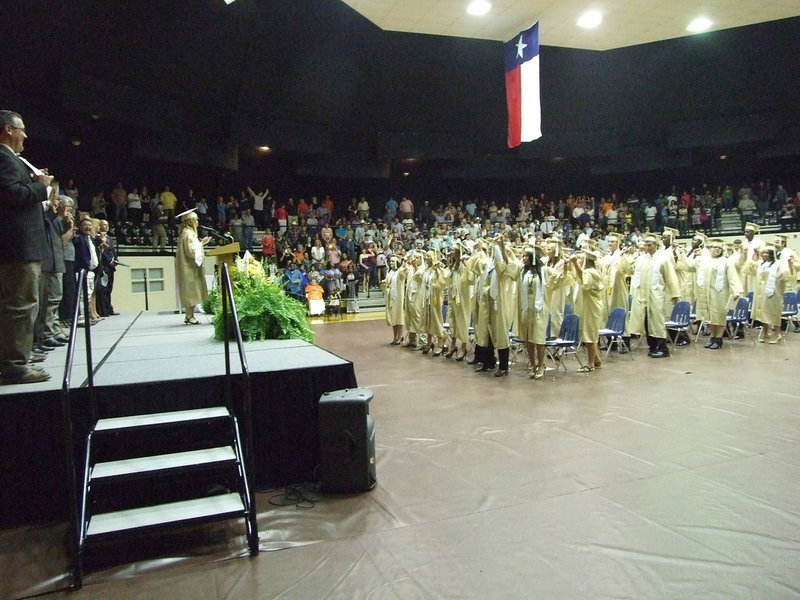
[
  {"xmin": 669, "ymin": 300, "xmax": 691, "ymax": 326},
  {"xmin": 783, "ymin": 291, "xmax": 797, "ymax": 313},
  {"xmin": 730, "ymin": 296, "xmax": 750, "ymax": 321},
  {"xmin": 564, "ymin": 303, "xmax": 573, "ymax": 316},
  {"xmin": 606, "ymin": 307, "xmax": 627, "ymax": 334},
  {"xmin": 746, "ymin": 291, "xmax": 754, "ymax": 309},
  {"xmin": 558, "ymin": 313, "xmax": 580, "ymax": 343},
  {"xmin": 442, "ymin": 303, "xmax": 449, "ymax": 323}
]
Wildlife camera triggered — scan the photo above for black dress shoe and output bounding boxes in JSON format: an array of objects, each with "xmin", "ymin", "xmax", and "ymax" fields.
[
  {"xmin": 41, "ymin": 339, "xmax": 65, "ymax": 349},
  {"xmin": 467, "ymin": 358, "xmax": 480, "ymax": 365},
  {"xmin": 475, "ymin": 364, "xmax": 495, "ymax": 372},
  {"xmin": 676, "ymin": 339, "xmax": 689, "ymax": 347},
  {"xmin": 649, "ymin": 351, "xmax": 670, "ymax": 358},
  {"xmin": 494, "ymin": 369, "xmax": 508, "ymax": 377}
]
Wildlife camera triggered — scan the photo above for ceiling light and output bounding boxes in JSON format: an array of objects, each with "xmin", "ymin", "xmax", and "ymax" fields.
[
  {"xmin": 257, "ymin": 145, "xmax": 271, "ymax": 152},
  {"xmin": 687, "ymin": 17, "xmax": 712, "ymax": 33},
  {"xmin": 466, "ymin": 0, "xmax": 491, "ymax": 17},
  {"xmin": 71, "ymin": 140, "xmax": 82, "ymax": 147},
  {"xmin": 719, "ymin": 155, "xmax": 727, "ymax": 160},
  {"xmin": 577, "ymin": 10, "xmax": 603, "ymax": 29}
]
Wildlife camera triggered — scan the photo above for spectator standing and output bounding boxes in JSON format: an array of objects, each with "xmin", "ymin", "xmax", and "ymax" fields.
[
  {"xmin": 399, "ymin": 196, "xmax": 414, "ymax": 220},
  {"xmin": 150, "ymin": 200, "xmax": 168, "ymax": 253},
  {"xmin": 34, "ymin": 185, "xmax": 68, "ymax": 354},
  {"xmin": 57, "ymin": 196, "xmax": 77, "ymax": 328},
  {"xmin": 385, "ymin": 196, "xmax": 398, "ymax": 219},
  {"xmin": 241, "ymin": 208, "xmax": 256, "ymax": 251},
  {"xmin": 110, "ymin": 181, "xmax": 127, "ymax": 223},
  {"xmin": 0, "ymin": 109, "xmax": 53, "ymax": 384},
  {"xmin": 126, "ymin": 186, "xmax": 142, "ymax": 224},
  {"xmin": 160, "ymin": 185, "xmax": 177, "ymax": 223}
]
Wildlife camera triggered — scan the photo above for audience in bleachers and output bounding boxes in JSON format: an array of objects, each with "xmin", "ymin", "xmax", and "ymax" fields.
[{"xmin": 61, "ymin": 178, "xmax": 798, "ymax": 304}]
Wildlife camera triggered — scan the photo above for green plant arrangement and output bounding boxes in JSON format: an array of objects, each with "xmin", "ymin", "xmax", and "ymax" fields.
[{"xmin": 201, "ymin": 252, "xmax": 314, "ymax": 343}]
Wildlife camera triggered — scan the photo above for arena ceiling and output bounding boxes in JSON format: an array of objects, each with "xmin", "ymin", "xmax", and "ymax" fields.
[{"xmin": 341, "ymin": 0, "xmax": 800, "ymax": 50}]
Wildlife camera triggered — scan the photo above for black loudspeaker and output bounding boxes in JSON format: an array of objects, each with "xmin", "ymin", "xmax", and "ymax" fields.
[{"xmin": 319, "ymin": 388, "xmax": 376, "ymax": 493}]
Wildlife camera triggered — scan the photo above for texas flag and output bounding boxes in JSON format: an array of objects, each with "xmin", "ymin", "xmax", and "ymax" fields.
[{"xmin": 505, "ymin": 22, "xmax": 541, "ymax": 148}]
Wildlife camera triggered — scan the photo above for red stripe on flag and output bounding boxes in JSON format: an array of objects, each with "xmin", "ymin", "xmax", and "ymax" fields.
[{"xmin": 505, "ymin": 67, "xmax": 522, "ymax": 148}]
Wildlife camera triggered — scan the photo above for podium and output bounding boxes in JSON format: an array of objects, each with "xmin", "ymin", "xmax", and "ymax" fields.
[{"xmin": 207, "ymin": 242, "xmax": 240, "ymax": 287}]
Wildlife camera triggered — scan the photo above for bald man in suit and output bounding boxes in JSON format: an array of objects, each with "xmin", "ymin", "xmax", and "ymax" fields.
[{"xmin": 0, "ymin": 110, "xmax": 54, "ymax": 384}]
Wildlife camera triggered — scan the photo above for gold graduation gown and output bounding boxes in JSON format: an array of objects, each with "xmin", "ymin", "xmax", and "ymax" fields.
[
  {"xmin": 627, "ymin": 251, "xmax": 681, "ymax": 338},
  {"xmin": 175, "ymin": 228, "xmax": 208, "ymax": 308},
  {"xmin": 447, "ymin": 262, "xmax": 475, "ymax": 343},
  {"xmin": 383, "ymin": 266, "xmax": 407, "ymax": 326}
]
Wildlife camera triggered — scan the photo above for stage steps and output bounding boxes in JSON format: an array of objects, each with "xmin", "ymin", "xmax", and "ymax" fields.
[{"xmin": 77, "ymin": 405, "xmax": 259, "ymax": 577}]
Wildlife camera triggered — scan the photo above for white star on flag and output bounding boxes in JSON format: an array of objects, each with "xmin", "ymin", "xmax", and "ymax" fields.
[{"xmin": 516, "ymin": 35, "xmax": 527, "ymax": 59}]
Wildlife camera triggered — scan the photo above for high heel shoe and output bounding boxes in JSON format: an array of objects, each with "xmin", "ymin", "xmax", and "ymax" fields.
[
  {"xmin": 445, "ymin": 346, "xmax": 456, "ymax": 359},
  {"xmin": 455, "ymin": 352, "xmax": 467, "ymax": 362},
  {"xmin": 432, "ymin": 348, "xmax": 443, "ymax": 357},
  {"xmin": 421, "ymin": 345, "xmax": 432, "ymax": 355}
]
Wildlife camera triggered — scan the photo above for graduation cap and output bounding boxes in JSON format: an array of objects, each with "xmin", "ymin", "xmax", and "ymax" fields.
[
  {"xmin": 643, "ymin": 233, "xmax": 660, "ymax": 244},
  {"xmin": 744, "ymin": 222, "xmax": 760, "ymax": 233},
  {"xmin": 176, "ymin": 207, "xmax": 197, "ymax": 220},
  {"xmin": 662, "ymin": 226, "xmax": 679, "ymax": 240}
]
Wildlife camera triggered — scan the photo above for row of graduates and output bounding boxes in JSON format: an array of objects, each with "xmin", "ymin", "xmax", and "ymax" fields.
[{"xmin": 383, "ymin": 224, "xmax": 797, "ymax": 378}]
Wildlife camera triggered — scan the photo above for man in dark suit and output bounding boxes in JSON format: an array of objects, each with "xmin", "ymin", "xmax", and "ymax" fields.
[{"xmin": 0, "ymin": 109, "xmax": 54, "ymax": 384}]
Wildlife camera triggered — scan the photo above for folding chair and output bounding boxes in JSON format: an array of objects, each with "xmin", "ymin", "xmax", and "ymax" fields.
[
  {"xmin": 598, "ymin": 307, "xmax": 631, "ymax": 360},
  {"xmin": 665, "ymin": 300, "xmax": 696, "ymax": 352},
  {"xmin": 726, "ymin": 296, "xmax": 755, "ymax": 346},
  {"xmin": 781, "ymin": 291, "xmax": 798, "ymax": 340},
  {"xmin": 509, "ymin": 333, "xmax": 527, "ymax": 367},
  {"xmin": 544, "ymin": 313, "xmax": 584, "ymax": 373}
]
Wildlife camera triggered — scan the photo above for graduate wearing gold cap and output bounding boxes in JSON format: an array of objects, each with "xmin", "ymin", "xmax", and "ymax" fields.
[
  {"xmin": 744, "ymin": 244, "xmax": 793, "ymax": 342},
  {"xmin": 569, "ymin": 248, "xmax": 606, "ymax": 369},
  {"xmin": 674, "ymin": 233, "xmax": 707, "ymax": 316},
  {"xmin": 420, "ymin": 249, "xmax": 450, "ymax": 355},
  {"xmin": 383, "ymin": 254, "xmax": 408, "ymax": 344},
  {"xmin": 694, "ymin": 239, "xmax": 744, "ymax": 349},
  {"xmin": 468, "ymin": 236, "xmax": 518, "ymax": 376},
  {"xmin": 445, "ymin": 243, "xmax": 475, "ymax": 360},
  {"xmin": 735, "ymin": 222, "xmax": 765, "ymax": 295},
  {"xmin": 542, "ymin": 238, "xmax": 571, "ymax": 338},
  {"xmin": 773, "ymin": 234, "xmax": 800, "ymax": 274},
  {"xmin": 598, "ymin": 232, "xmax": 635, "ymax": 327},
  {"xmin": 401, "ymin": 252, "xmax": 425, "ymax": 348},
  {"xmin": 627, "ymin": 233, "xmax": 682, "ymax": 357},
  {"xmin": 512, "ymin": 242, "xmax": 570, "ymax": 378},
  {"xmin": 175, "ymin": 209, "xmax": 211, "ymax": 324}
]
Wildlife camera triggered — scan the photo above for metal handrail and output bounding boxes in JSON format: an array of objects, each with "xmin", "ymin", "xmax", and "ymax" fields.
[
  {"xmin": 60, "ymin": 268, "xmax": 97, "ymax": 589},
  {"xmin": 219, "ymin": 262, "xmax": 259, "ymax": 556}
]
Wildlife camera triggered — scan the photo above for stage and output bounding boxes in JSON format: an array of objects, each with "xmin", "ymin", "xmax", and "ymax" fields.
[{"xmin": 0, "ymin": 311, "xmax": 357, "ymax": 528}]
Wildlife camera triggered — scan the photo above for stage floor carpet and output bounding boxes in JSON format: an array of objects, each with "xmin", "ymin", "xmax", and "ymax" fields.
[{"xmin": 3, "ymin": 314, "xmax": 800, "ymax": 599}]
